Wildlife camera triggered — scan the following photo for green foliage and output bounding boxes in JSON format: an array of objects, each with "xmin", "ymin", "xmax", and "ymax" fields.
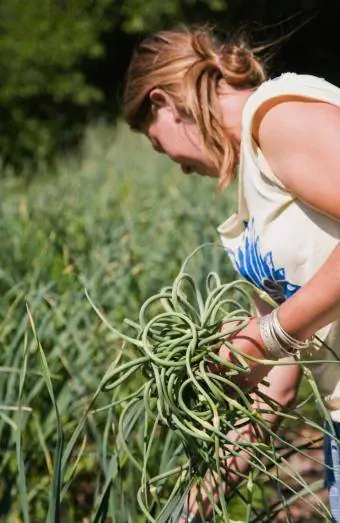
[
  {"xmin": 0, "ymin": 0, "xmax": 111, "ymax": 170},
  {"xmin": 0, "ymin": 124, "xmax": 236, "ymax": 520},
  {"xmin": 0, "ymin": 0, "xmax": 229, "ymax": 171},
  {"xmin": 0, "ymin": 0, "xmax": 110, "ymax": 104},
  {"xmin": 120, "ymin": 0, "xmax": 227, "ymax": 33}
]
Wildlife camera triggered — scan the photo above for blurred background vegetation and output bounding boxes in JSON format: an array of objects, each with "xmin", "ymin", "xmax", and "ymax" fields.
[
  {"xmin": 0, "ymin": 1, "xmax": 338, "ymax": 521},
  {"xmin": 1, "ymin": 0, "xmax": 340, "ymax": 173}
]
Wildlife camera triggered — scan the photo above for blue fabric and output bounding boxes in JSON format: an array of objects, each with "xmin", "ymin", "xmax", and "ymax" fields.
[
  {"xmin": 228, "ymin": 218, "xmax": 301, "ymax": 305},
  {"xmin": 324, "ymin": 420, "xmax": 340, "ymax": 522}
]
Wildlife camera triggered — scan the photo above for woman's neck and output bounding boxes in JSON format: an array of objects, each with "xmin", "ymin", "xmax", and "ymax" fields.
[{"xmin": 219, "ymin": 84, "xmax": 255, "ymax": 145}]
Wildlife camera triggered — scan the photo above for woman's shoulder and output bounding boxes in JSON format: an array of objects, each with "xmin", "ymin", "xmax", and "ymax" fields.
[
  {"xmin": 252, "ymin": 83, "xmax": 340, "ymax": 221},
  {"xmin": 244, "ymin": 73, "xmax": 340, "ymax": 118},
  {"xmin": 252, "ymin": 72, "xmax": 340, "ymax": 150},
  {"xmin": 239, "ymin": 72, "xmax": 340, "ymax": 220},
  {"xmin": 242, "ymin": 72, "xmax": 340, "ymax": 147},
  {"xmin": 254, "ymin": 94, "xmax": 340, "ymax": 155}
]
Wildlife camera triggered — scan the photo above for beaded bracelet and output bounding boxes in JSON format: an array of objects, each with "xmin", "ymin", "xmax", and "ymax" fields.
[{"xmin": 259, "ymin": 308, "xmax": 314, "ymax": 360}]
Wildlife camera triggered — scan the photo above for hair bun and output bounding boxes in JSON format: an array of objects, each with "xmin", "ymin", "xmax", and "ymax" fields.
[
  {"xmin": 190, "ymin": 29, "xmax": 265, "ymax": 88},
  {"xmin": 221, "ymin": 41, "xmax": 266, "ymax": 87}
]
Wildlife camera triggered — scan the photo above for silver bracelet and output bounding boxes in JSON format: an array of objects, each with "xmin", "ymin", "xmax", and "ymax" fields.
[
  {"xmin": 259, "ymin": 313, "xmax": 285, "ymax": 359},
  {"xmin": 259, "ymin": 309, "xmax": 314, "ymax": 360},
  {"xmin": 271, "ymin": 308, "xmax": 314, "ymax": 352}
]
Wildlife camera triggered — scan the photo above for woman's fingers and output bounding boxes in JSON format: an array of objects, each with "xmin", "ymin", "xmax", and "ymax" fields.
[{"xmin": 211, "ymin": 317, "xmax": 273, "ymax": 388}]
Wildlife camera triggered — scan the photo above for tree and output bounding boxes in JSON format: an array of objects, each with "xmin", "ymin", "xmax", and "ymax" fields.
[{"xmin": 0, "ymin": 0, "xmax": 111, "ymax": 170}]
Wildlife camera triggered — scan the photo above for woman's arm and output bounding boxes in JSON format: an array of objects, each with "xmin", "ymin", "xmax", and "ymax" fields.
[
  {"xmin": 256, "ymin": 98, "xmax": 340, "ymax": 340},
  {"xmin": 219, "ymin": 100, "xmax": 340, "ymax": 376},
  {"xmin": 179, "ymin": 363, "xmax": 302, "ymax": 522}
]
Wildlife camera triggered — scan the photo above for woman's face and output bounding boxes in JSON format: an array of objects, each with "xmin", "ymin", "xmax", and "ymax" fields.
[{"xmin": 145, "ymin": 90, "xmax": 219, "ymax": 177}]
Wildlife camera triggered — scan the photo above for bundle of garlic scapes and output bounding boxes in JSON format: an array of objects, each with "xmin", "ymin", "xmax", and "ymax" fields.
[{"xmin": 88, "ymin": 259, "xmax": 330, "ymax": 523}]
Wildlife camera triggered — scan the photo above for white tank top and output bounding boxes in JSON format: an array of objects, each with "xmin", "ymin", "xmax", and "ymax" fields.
[{"xmin": 218, "ymin": 73, "xmax": 340, "ymax": 421}]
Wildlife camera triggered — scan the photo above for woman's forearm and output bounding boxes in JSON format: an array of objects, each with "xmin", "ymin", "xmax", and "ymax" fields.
[{"xmin": 278, "ymin": 243, "xmax": 340, "ymax": 340}]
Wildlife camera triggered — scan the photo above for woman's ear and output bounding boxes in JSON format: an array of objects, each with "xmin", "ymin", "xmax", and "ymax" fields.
[
  {"xmin": 149, "ymin": 88, "xmax": 168, "ymax": 108},
  {"xmin": 149, "ymin": 89, "xmax": 182, "ymax": 122}
]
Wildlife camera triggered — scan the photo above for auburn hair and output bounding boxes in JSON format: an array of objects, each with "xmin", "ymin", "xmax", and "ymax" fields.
[{"xmin": 123, "ymin": 26, "xmax": 267, "ymax": 188}]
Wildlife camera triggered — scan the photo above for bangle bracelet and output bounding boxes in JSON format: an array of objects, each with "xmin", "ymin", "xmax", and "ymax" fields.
[
  {"xmin": 271, "ymin": 308, "xmax": 314, "ymax": 352},
  {"xmin": 259, "ymin": 309, "xmax": 314, "ymax": 360},
  {"xmin": 259, "ymin": 313, "xmax": 284, "ymax": 360},
  {"xmin": 260, "ymin": 314, "xmax": 286, "ymax": 360}
]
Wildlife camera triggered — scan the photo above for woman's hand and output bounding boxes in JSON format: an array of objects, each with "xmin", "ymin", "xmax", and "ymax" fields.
[
  {"xmin": 178, "ymin": 363, "xmax": 302, "ymax": 522},
  {"xmin": 218, "ymin": 317, "xmax": 273, "ymax": 389}
]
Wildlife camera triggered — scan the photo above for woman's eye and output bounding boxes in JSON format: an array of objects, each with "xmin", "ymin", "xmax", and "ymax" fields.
[
  {"xmin": 181, "ymin": 165, "xmax": 193, "ymax": 174},
  {"xmin": 151, "ymin": 140, "xmax": 164, "ymax": 154}
]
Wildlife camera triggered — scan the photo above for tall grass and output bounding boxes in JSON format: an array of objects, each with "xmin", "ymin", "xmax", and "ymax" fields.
[{"xmin": 0, "ymin": 124, "xmax": 238, "ymax": 521}]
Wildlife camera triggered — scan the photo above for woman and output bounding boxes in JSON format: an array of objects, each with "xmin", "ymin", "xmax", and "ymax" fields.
[{"xmin": 123, "ymin": 26, "xmax": 340, "ymax": 521}]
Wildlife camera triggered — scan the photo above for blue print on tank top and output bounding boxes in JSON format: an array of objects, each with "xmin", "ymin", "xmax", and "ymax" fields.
[{"xmin": 228, "ymin": 219, "xmax": 301, "ymax": 304}]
